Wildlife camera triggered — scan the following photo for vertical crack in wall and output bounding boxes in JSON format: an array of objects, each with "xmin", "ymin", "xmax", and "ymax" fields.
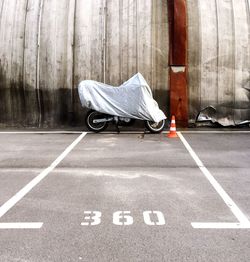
[
  {"xmin": 10, "ymin": 0, "xmax": 18, "ymax": 123},
  {"xmin": 36, "ymin": 0, "xmax": 44, "ymax": 127},
  {"xmin": 135, "ymin": 0, "xmax": 138, "ymax": 72},
  {"xmin": 215, "ymin": 0, "xmax": 219, "ymax": 106},
  {"xmin": 21, "ymin": 0, "xmax": 29, "ymax": 123},
  {"xmin": 0, "ymin": 0, "xmax": 4, "ymax": 27},
  {"xmin": 231, "ymin": 0, "xmax": 236, "ymax": 124},
  {"xmin": 102, "ymin": 0, "xmax": 107, "ymax": 84},
  {"xmin": 119, "ymin": 0, "xmax": 123, "ymax": 83},
  {"xmin": 71, "ymin": 0, "xmax": 77, "ymax": 119},
  {"xmin": 246, "ymin": 0, "xmax": 250, "ymax": 91},
  {"xmin": 197, "ymin": 0, "xmax": 202, "ymax": 112},
  {"xmin": 126, "ymin": 1, "xmax": 129, "ymax": 78},
  {"xmin": 151, "ymin": 0, "xmax": 155, "ymax": 91}
]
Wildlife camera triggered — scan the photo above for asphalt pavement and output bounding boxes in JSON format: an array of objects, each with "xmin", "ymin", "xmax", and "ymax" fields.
[{"xmin": 0, "ymin": 131, "xmax": 249, "ymax": 262}]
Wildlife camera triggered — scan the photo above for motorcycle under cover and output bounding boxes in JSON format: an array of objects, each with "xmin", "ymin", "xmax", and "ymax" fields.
[{"xmin": 78, "ymin": 73, "xmax": 166, "ymax": 123}]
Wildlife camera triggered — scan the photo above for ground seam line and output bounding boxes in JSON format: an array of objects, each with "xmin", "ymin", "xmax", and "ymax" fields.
[{"xmin": 1, "ymin": 131, "xmax": 250, "ymax": 135}]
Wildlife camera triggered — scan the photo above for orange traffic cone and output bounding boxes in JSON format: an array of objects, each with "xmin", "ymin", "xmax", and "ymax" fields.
[{"xmin": 168, "ymin": 115, "xmax": 178, "ymax": 138}]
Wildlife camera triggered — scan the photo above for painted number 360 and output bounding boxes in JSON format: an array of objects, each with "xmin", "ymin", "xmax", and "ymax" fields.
[{"xmin": 81, "ymin": 211, "xmax": 165, "ymax": 226}]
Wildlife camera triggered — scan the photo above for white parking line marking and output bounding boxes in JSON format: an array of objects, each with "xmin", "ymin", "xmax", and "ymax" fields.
[
  {"xmin": 191, "ymin": 223, "xmax": 250, "ymax": 229},
  {"xmin": 178, "ymin": 132, "xmax": 250, "ymax": 229},
  {"xmin": 177, "ymin": 131, "xmax": 250, "ymax": 134},
  {"xmin": 0, "ymin": 223, "xmax": 43, "ymax": 229},
  {"xmin": 0, "ymin": 132, "xmax": 87, "ymax": 229}
]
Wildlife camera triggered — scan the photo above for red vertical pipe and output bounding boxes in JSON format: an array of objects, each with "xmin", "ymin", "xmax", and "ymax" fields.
[{"xmin": 168, "ymin": 0, "xmax": 188, "ymax": 127}]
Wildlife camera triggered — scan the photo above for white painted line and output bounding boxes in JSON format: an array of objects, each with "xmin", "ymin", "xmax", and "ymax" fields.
[
  {"xmin": 192, "ymin": 223, "xmax": 250, "ymax": 229},
  {"xmin": 177, "ymin": 131, "xmax": 250, "ymax": 134},
  {"xmin": 0, "ymin": 132, "xmax": 87, "ymax": 226},
  {"xmin": 178, "ymin": 131, "xmax": 250, "ymax": 229},
  {"xmin": 0, "ymin": 223, "xmax": 43, "ymax": 229}
]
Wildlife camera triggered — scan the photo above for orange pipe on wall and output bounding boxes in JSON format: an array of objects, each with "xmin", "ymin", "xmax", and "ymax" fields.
[{"xmin": 168, "ymin": 0, "xmax": 188, "ymax": 127}]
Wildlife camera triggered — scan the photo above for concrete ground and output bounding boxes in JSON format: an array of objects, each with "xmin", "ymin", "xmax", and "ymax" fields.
[{"xmin": 0, "ymin": 131, "xmax": 250, "ymax": 262}]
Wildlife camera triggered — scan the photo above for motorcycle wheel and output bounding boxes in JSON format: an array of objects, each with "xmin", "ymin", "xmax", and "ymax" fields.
[
  {"xmin": 145, "ymin": 119, "xmax": 166, "ymax": 133},
  {"xmin": 85, "ymin": 110, "xmax": 108, "ymax": 132}
]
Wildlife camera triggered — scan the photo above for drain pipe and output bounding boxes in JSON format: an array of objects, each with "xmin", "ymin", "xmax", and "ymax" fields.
[{"xmin": 168, "ymin": 0, "xmax": 188, "ymax": 127}]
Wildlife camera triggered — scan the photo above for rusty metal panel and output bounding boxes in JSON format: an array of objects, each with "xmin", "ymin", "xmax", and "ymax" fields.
[
  {"xmin": 170, "ymin": 66, "xmax": 188, "ymax": 126},
  {"xmin": 168, "ymin": 0, "xmax": 187, "ymax": 66},
  {"xmin": 168, "ymin": 0, "xmax": 188, "ymax": 126}
]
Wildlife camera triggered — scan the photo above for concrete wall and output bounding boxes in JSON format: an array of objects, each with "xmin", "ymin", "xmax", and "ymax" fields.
[
  {"xmin": 1, "ymin": 0, "xmax": 249, "ymax": 127},
  {"xmin": 0, "ymin": 0, "xmax": 169, "ymax": 127},
  {"xmin": 187, "ymin": 0, "xmax": 250, "ymax": 125}
]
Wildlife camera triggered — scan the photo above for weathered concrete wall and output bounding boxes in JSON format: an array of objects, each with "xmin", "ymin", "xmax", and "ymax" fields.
[
  {"xmin": 1, "ymin": 0, "xmax": 249, "ymax": 127},
  {"xmin": 187, "ymin": 0, "xmax": 250, "ymax": 125},
  {"xmin": 0, "ymin": 0, "xmax": 169, "ymax": 127}
]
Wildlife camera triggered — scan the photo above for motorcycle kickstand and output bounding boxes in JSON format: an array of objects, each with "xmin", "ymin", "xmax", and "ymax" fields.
[
  {"xmin": 115, "ymin": 123, "xmax": 120, "ymax": 134},
  {"xmin": 114, "ymin": 116, "xmax": 120, "ymax": 134}
]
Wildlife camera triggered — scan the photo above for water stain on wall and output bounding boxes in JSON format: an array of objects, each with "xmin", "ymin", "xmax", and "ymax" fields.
[{"xmin": 0, "ymin": 0, "xmax": 169, "ymax": 127}]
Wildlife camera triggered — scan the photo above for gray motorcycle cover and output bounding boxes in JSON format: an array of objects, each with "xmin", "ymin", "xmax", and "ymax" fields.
[{"xmin": 78, "ymin": 73, "xmax": 166, "ymax": 123}]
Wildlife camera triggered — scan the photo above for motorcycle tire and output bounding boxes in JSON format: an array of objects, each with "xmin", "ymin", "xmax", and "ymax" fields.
[
  {"xmin": 145, "ymin": 119, "xmax": 166, "ymax": 133},
  {"xmin": 85, "ymin": 110, "xmax": 108, "ymax": 132}
]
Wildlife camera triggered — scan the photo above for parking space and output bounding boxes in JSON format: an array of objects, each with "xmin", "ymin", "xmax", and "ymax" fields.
[
  {"xmin": 0, "ymin": 134, "xmax": 79, "ymax": 206},
  {"xmin": 0, "ymin": 132, "xmax": 250, "ymax": 261},
  {"xmin": 181, "ymin": 133, "xmax": 250, "ymax": 218}
]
